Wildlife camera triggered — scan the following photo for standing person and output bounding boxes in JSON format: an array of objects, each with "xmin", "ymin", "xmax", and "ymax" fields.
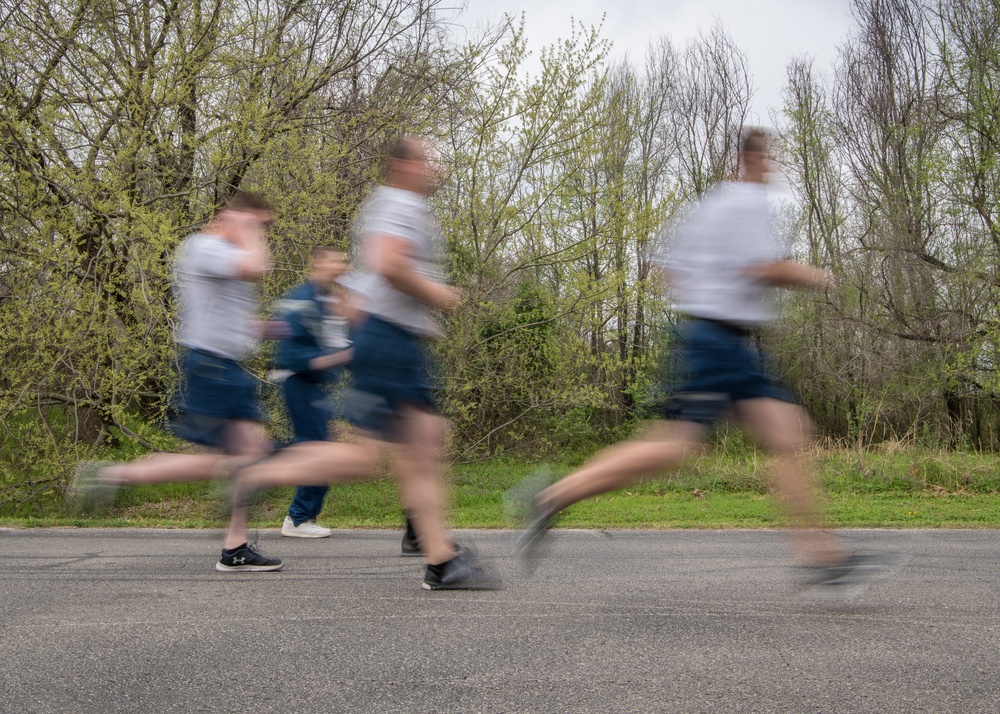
[
  {"xmin": 515, "ymin": 129, "xmax": 887, "ymax": 588},
  {"xmin": 72, "ymin": 191, "xmax": 283, "ymax": 573},
  {"xmin": 275, "ymin": 247, "xmax": 353, "ymax": 539},
  {"xmin": 230, "ymin": 136, "xmax": 498, "ymax": 590},
  {"xmin": 274, "ymin": 250, "xmax": 421, "ymax": 553}
]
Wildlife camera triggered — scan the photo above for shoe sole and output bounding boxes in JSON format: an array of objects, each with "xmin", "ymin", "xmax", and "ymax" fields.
[
  {"xmin": 407, "ymin": 541, "xmax": 464, "ymax": 558},
  {"xmin": 215, "ymin": 562, "xmax": 285, "ymax": 572},
  {"xmin": 421, "ymin": 580, "xmax": 500, "ymax": 591}
]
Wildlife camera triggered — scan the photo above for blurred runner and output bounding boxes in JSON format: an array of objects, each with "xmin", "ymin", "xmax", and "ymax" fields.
[
  {"xmin": 231, "ymin": 136, "xmax": 498, "ymax": 590},
  {"xmin": 72, "ymin": 191, "xmax": 283, "ymax": 572},
  {"xmin": 513, "ymin": 129, "xmax": 889, "ymax": 591}
]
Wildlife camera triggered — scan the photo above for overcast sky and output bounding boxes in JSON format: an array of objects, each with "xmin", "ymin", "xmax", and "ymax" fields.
[{"xmin": 450, "ymin": 0, "xmax": 857, "ymax": 127}]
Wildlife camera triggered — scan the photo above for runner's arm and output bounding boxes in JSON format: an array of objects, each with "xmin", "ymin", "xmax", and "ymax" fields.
[
  {"xmin": 746, "ymin": 261, "xmax": 832, "ymax": 290},
  {"xmin": 374, "ymin": 233, "xmax": 461, "ymax": 313}
]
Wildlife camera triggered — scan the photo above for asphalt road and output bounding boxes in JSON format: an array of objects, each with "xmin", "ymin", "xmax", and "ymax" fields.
[{"xmin": 2, "ymin": 527, "xmax": 998, "ymax": 713}]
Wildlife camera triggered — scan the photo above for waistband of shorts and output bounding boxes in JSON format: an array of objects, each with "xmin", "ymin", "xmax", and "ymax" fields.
[
  {"xmin": 683, "ymin": 315, "xmax": 759, "ymax": 336},
  {"xmin": 184, "ymin": 347, "xmax": 240, "ymax": 363},
  {"xmin": 364, "ymin": 314, "xmax": 422, "ymax": 341}
]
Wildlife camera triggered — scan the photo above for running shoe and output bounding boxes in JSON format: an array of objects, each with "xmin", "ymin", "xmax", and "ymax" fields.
[
  {"xmin": 506, "ymin": 468, "xmax": 558, "ymax": 564},
  {"xmin": 402, "ymin": 531, "xmax": 462, "ymax": 558},
  {"xmin": 68, "ymin": 461, "xmax": 124, "ymax": 514},
  {"xmin": 401, "ymin": 530, "xmax": 422, "ymax": 557},
  {"xmin": 422, "ymin": 553, "xmax": 501, "ymax": 591},
  {"xmin": 281, "ymin": 516, "xmax": 331, "ymax": 538},
  {"xmin": 800, "ymin": 552, "xmax": 901, "ymax": 598},
  {"xmin": 216, "ymin": 543, "xmax": 284, "ymax": 572},
  {"xmin": 515, "ymin": 503, "xmax": 557, "ymax": 565}
]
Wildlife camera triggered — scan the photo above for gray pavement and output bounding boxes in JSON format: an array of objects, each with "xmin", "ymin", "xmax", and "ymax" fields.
[{"xmin": 2, "ymin": 527, "xmax": 998, "ymax": 713}]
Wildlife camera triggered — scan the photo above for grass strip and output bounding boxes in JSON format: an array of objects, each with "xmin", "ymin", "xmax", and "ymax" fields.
[{"xmin": 2, "ymin": 450, "xmax": 999, "ymax": 529}]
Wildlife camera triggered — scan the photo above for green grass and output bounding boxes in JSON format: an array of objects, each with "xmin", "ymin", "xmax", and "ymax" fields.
[{"xmin": 3, "ymin": 443, "xmax": 1000, "ymax": 529}]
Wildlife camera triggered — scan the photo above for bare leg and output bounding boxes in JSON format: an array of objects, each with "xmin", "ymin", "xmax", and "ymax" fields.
[
  {"xmin": 392, "ymin": 405, "xmax": 456, "ymax": 566},
  {"xmin": 101, "ymin": 454, "xmax": 228, "ymax": 484},
  {"xmin": 99, "ymin": 420, "xmax": 272, "ymax": 550},
  {"xmin": 100, "ymin": 420, "xmax": 272, "ymax": 486},
  {"xmin": 734, "ymin": 398, "xmax": 845, "ymax": 566},
  {"xmin": 234, "ymin": 439, "xmax": 383, "ymax": 490},
  {"xmin": 219, "ymin": 421, "xmax": 271, "ymax": 549},
  {"xmin": 538, "ymin": 421, "xmax": 707, "ymax": 512}
]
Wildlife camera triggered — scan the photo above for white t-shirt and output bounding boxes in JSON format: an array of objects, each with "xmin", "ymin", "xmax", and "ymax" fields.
[
  {"xmin": 660, "ymin": 182, "xmax": 783, "ymax": 326},
  {"xmin": 174, "ymin": 233, "xmax": 256, "ymax": 360},
  {"xmin": 320, "ymin": 296, "xmax": 352, "ymax": 350},
  {"xmin": 347, "ymin": 185, "xmax": 446, "ymax": 337}
]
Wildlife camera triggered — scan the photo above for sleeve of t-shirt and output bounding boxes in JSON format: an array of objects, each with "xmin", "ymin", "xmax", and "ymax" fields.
[
  {"xmin": 186, "ymin": 235, "xmax": 243, "ymax": 279},
  {"xmin": 365, "ymin": 200, "xmax": 420, "ymax": 249}
]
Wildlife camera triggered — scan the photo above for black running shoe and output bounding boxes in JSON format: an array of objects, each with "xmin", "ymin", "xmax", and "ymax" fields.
[
  {"xmin": 515, "ymin": 505, "xmax": 556, "ymax": 562},
  {"xmin": 401, "ymin": 514, "xmax": 422, "ymax": 556},
  {"xmin": 215, "ymin": 543, "xmax": 284, "ymax": 572},
  {"xmin": 505, "ymin": 467, "xmax": 558, "ymax": 565},
  {"xmin": 804, "ymin": 553, "xmax": 896, "ymax": 591},
  {"xmin": 400, "ymin": 515, "xmax": 462, "ymax": 558},
  {"xmin": 422, "ymin": 554, "xmax": 501, "ymax": 591},
  {"xmin": 402, "ymin": 533, "xmax": 461, "ymax": 558},
  {"xmin": 68, "ymin": 461, "xmax": 124, "ymax": 515},
  {"xmin": 401, "ymin": 531, "xmax": 422, "ymax": 557}
]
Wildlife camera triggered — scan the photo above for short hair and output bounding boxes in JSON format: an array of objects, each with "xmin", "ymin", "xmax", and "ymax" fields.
[
  {"xmin": 218, "ymin": 190, "xmax": 272, "ymax": 216},
  {"xmin": 381, "ymin": 135, "xmax": 424, "ymax": 177},
  {"xmin": 740, "ymin": 128, "xmax": 769, "ymax": 157},
  {"xmin": 311, "ymin": 245, "xmax": 343, "ymax": 261},
  {"xmin": 386, "ymin": 135, "xmax": 422, "ymax": 162}
]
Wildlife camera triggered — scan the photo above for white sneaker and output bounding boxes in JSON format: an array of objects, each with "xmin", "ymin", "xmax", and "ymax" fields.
[{"xmin": 281, "ymin": 516, "xmax": 331, "ymax": 538}]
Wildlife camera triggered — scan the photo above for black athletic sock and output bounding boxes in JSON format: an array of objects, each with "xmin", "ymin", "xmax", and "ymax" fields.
[
  {"xmin": 222, "ymin": 543, "xmax": 248, "ymax": 555},
  {"xmin": 404, "ymin": 511, "xmax": 417, "ymax": 539}
]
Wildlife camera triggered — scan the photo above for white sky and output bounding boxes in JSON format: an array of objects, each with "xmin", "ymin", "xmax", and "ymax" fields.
[{"xmin": 450, "ymin": 0, "xmax": 857, "ymax": 127}]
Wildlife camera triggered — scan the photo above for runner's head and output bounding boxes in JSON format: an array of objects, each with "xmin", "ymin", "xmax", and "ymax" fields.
[
  {"xmin": 383, "ymin": 136, "xmax": 443, "ymax": 196},
  {"xmin": 210, "ymin": 190, "xmax": 274, "ymax": 240},
  {"xmin": 309, "ymin": 246, "xmax": 347, "ymax": 288},
  {"xmin": 739, "ymin": 129, "xmax": 771, "ymax": 184}
]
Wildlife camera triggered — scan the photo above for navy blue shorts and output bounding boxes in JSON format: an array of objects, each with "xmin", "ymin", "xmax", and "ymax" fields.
[
  {"xmin": 347, "ymin": 315, "xmax": 437, "ymax": 440},
  {"xmin": 169, "ymin": 349, "xmax": 262, "ymax": 447},
  {"xmin": 662, "ymin": 318, "xmax": 794, "ymax": 426}
]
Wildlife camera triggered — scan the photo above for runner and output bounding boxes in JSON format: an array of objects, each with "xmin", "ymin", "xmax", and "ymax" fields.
[
  {"xmin": 230, "ymin": 136, "xmax": 499, "ymax": 590},
  {"xmin": 72, "ymin": 191, "xmax": 283, "ymax": 572},
  {"xmin": 514, "ymin": 129, "xmax": 888, "ymax": 589}
]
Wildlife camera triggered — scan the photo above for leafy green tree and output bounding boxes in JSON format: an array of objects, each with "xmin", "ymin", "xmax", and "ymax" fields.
[{"xmin": 0, "ymin": 0, "xmax": 471, "ymax": 507}]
